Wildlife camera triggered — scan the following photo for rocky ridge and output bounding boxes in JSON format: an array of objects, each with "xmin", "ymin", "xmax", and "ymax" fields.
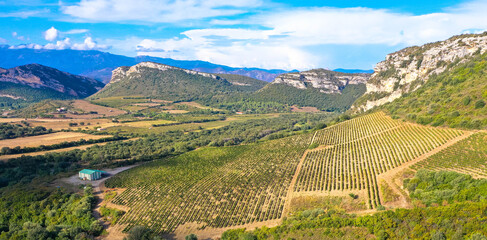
[
  {"xmin": 0, "ymin": 64, "xmax": 104, "ymax": 98},
  {"xmin": 352, "ymin": 32, "xmax": 487, "ymax": 112},
  {"xmin": 271, "ymin": 69, "xmax": 370, "ymax": 94},
  {"xmin": 109, "ymin": 62, "xmax": 224, "ymax": 86}
]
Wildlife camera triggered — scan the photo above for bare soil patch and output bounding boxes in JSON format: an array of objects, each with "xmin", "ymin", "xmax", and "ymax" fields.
[
  {"xmin": 291, "ymin": 106, "xmax": 321, "ymax": 113},
  {"xmin": 69, "ymin": 100, "xmax": 126, "ymax": 119},
  {"xmin": 0, "ymin": 132, "xmax": 109, "ymax": 148},
  {"xmin": 0, "ymin": 138, "xmax": 136, "ymax": 162}
]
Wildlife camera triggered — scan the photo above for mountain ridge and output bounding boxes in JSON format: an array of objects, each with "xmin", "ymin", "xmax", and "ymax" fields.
[
  {"xmin": 0, "ymin": 64, "xmax": 103, "ymax": 100},
  {"xmin": 0, "ymin": 46, "xmax": 289, "ymax": 82},
  {"xmin": 352, "ymin": 32, "xmax": 487, "ymax": 112}
]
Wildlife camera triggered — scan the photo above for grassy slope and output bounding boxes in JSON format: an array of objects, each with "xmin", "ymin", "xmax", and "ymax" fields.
[
  {"xmin": 383, "ymin": 52, "xmax": 487, "ymax": 129},
  {"xmin": 90, "ymin": 68, "xmax": 238, "ymax": 101},
  {"xmin": 252, "ymin": 83, "xmax": 366, "ymax": 111},
  {"xmin": 217, "ymin": 74, "xmax": 267, "ymax": 92}
]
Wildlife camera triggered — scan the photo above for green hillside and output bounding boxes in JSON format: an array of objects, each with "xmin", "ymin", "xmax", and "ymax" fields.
[
  {"xmin": 217, "ymin": 73, "xmax": 267, "ymax": 92},
  {"xmin": 383, "ymin": 52, "xmax": 487, "ymax": 129},
  {"xmin": 0, "ymin": 82, "xmax": 73, "ymax": 109},
  {"xmin": 251, "ymin": 83, "xmax": 366, "ymax": 112},
  {"xmin": 90, "ymin": 67, "xmax": 246, "ymax": 101}
]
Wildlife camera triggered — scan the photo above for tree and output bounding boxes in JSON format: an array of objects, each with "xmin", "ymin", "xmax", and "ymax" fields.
[
  {"xmin": 185, "ymin": 233, "xmax": 198, "ymax": 240},
  {"xmin": 126, "ymin": 226, "xmax": 152, "ymax": 240}
]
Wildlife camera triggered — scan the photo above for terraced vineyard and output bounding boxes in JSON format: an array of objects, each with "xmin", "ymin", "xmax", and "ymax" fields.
[
  {"xmin": 411, "ymin": 132, "xmax": 487, "ymax": 177},
  {"xmin": 105, "ymin": 133, "xmax": 312, "ymax": 234},
  {"xmin": 295, "ymin": 112, "xmax": 464, "ymax": 208}
]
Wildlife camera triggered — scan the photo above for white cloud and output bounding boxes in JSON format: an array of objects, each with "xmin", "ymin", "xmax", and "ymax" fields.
[
  {"xmin": 43, "ymin": 26, "xmax": 59, "ymax": 41},
  {"xmin": 9, "ymin": 37, "xmax": 108, "ymax": 50},
  {"xmin": 12, "ymin": 31, "xmax": 26, "ymax": 41},
  {"xmin": 0, "ymin": 37, "xmax": 7, "ymax": 44},
  {"xmin": 61, "ymin": 0, "xmax": 262, "ymax": 23},
  {"xmin": 133, "ymin": 0, "xmax": 487, "ymax": 70},
  {"xmin": 64, "ymin": 29, "xmax": 89, "ymax": 34},
  {"xmin": 0, "ymin": 9, "xmax": 49, "ymax": 18},
  {"xmin": 72, "ymin": 37, "xmax": 107, "ymax": 50}
]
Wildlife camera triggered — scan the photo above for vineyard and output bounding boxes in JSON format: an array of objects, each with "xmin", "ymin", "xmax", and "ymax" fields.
[
  {"xmin": 104, "ymin": 133, "xmax": 312, "ymax": 234},
  {"xmin": 411, "ymin": 132, "xmax": 487, "ymax": 178},
  {"xmin": 294, "ymin": 112, "xmax": 464, "ymax": 208}
]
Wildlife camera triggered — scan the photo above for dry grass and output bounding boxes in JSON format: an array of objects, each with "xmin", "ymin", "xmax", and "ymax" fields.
[
  {"xmin": 0, "ymin": 137, "xmax": 137, "ymax": 162},
  {"xmin": 291, "ymin": 106, "xmax": 320, "ymax": 113},
  {"xmin": 289, "ymin": 194, "xmax": 367, "ymax": 213},
  {"xmin": 69, "ymin": 100, "xmax": 126, "ymax": 118},
  {"xmin": 0, "ymin": 132, "xmax": 110, "ymax": 148}
]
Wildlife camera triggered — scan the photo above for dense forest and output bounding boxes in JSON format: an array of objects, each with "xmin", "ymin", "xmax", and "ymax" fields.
[{"xmin": 0, "ymin": 185, "xmax": 103, "ymax": 239}]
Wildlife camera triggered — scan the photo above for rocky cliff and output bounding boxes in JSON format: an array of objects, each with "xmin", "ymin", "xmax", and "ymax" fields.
[
  {"xmin": 352, "ymin": 32, "xmax": 487, "ymax": 112},
  {"xmin": 271, "ymin": 69, "xmax": 370, "ymax": 94}
]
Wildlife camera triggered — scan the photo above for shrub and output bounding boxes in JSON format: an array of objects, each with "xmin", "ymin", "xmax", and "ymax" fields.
[{"xmin": 474, "ymin": 100, "xmax": 485, "ymax": 109}]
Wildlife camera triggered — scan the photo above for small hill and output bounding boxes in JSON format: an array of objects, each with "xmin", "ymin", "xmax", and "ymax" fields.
[
  {"xmin": 352, "ymin": 32, "xmax": 487, "ymax": 112},
  {"xmin": 0, "ymin": 64, "xmax": 103, "ymax": 107},
  {"xmin": 251, "ymin": 69, "xmax": 370, "ymax": 111},
  {"xmin": 90, "ymin": 62, "xmax": 250, "ymax": 101}
]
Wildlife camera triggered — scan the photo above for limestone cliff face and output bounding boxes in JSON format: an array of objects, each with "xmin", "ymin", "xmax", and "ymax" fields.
[
  {"xmin": 108, "ymin": 62, "xmax": 223, "ymax": 86},
  {"xmin": 271, "ymin": 69, "xmax": 370, "ymax": 94},
  {"xmin": 352, "ymin": 32, "xmax": 487, "ymax": 112}
]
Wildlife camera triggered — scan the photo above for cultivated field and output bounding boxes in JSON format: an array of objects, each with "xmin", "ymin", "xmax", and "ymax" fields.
[
  {"xmin": 294, "ymin": 112, "xmax": 464, "ymax": 208},
  {"xmin": 104, "ymin": 133, "xmax": 313, "ymax": 237},
  {"xmin": 411, "ymin": 132, "xmax": 487, "ymax": 178},
  {"xmin": 0, "ymin": 132, "xmax": 110, "ymax": 148},
  {"xmin": 103, "ymin": 114, "xmax": 278, "ymax": 136},
  {"xmin": 68, "ymin": 100, "xmax": 126, "ymax": 118},
  {"xmin": 98, "ymin": 111, "xmax": 471, "ymax": 237}
]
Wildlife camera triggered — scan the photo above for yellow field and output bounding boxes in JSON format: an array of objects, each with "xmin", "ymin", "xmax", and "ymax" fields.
[
  {"xmin": 122, "ymin": 120, "xmax": 177, "ymax": 128},
  {"xmin": 0, "ymin": 132, "xmax": 110, "ymax": 148},
  {"xmin": 0, "ymin": 137, "xmax": 137, "ymax": 162}
]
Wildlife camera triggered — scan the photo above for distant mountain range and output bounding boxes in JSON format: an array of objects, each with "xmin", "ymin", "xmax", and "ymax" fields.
[
  {"xmin": 0, "ymin": 46, "xmax": 285, "ymax": 82},
  {"xmin": 0, "ymin": 45, "xmax": 372, "ymax": 83},
  {"xmin": 0, "ymin": 64, "xmax": 103, "ymax": 104}
]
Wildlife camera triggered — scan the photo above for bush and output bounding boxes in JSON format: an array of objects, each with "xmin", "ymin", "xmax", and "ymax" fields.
[
  {"xmin": 475, "ymin": 100, "xmax": 485, "ymax": 109},
  {"xmin": 185, "ymin": 233, "xmax": 198, "ymax": 240}
]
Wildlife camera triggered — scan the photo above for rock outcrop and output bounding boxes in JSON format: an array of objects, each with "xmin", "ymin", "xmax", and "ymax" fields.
[
  {"xmin": 271, "ymin": 69, "xmax": 370, "ymax": 94},
  {"xmin": 108, "ymin": 62, "xmax": 224, "ymax": 86},
  {"xmin": 352, "ymin": 32, "xmax": 487, "ymax": 112}
]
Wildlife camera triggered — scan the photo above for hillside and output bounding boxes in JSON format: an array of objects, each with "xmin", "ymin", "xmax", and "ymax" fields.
[
  {"xmin": 90, "ymin": 62, "xmax": 244, "ymax": 101},
  {"xmin": 381, "ymin": 52, "xmax": 487, "ymax": 129},
  {"xmin": 250, "ymin": 69, "xmax": 369, "ymax": 111},
  {"xmin": 100, "ymin": 112, "xmax": 467, "ymax": 239},
  {"xmin": 0, "ymin": 64, "xmax": 103, "ymax": 108},
  {"xmin": 352, "ymin": 32, "xmax": 487, "ymax": 112},
  {"xmin": 216, "ymin": 73, "xmax": 267, "ymax": 92},
  {"xmin": 0, "ymin": 46, "xmax": 287, "ymax": 82}
]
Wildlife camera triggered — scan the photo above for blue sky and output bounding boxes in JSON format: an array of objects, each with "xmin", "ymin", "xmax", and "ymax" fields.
[{"xmin": 1, "ymin": 0, "xmax": 487, "ymax": 70}]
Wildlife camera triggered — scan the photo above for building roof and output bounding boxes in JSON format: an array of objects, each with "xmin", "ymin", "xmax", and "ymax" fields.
[{"xmin": 80, "ymin": 169, "xmax": 98, "ymax": 174}]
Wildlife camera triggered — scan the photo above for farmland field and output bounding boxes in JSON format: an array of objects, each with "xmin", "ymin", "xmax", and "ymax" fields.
[
  {"xmin": 103, "ymin": 114, "xmax": 278, "ymax": 136},
  {"xmin": 294, "ymin": 112, "xmax": 464, "ymax": 208},
  {"xmin": 411, "ymin": 132, "xmax": 487, "ymax": 178},
  {"xmin": 104, "ymin": 133, "xmax": 313, "ymax": 236},
  {"xmin": 0, "ymin": 132, "xmax": 110, "ymax": 148}
]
